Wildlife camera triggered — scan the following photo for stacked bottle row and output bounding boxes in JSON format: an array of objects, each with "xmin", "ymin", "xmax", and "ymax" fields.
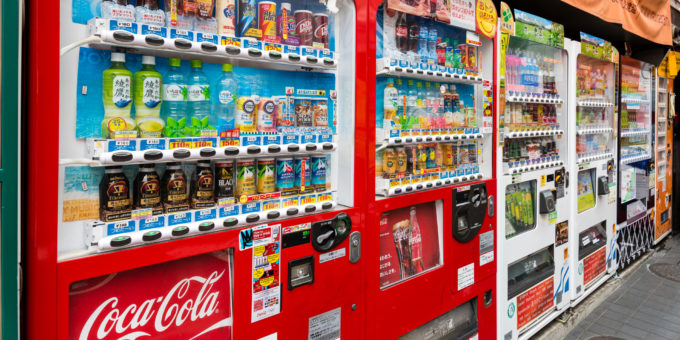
[
  {"xmin": 503, "ymin": 137, "xmax": 559, "ymax": 164},
  {"xmin": 102, "ymin": 0, "xmax": 331, "ymax": 48},
  {"xmin": 99, "ymin": 155, "xmax": 328, "ymax": 222},
  {"xmin": 621, "ymin": 108, "xmax": 650, "ymax": 131},
  {"xmin": 505, "ymin": 183, "xmax": 536, "ymax": 236},
  {"xmin": 102, "ymin": 53, "xmax": 330, "ymax": 139},
  {"xmin": 376, "ymin": 142, "xmax": 478, "ymax": 179},
  {"xmin": 576, "ymin": 106, "xmax": 610, "ymax": 128},
  {"xmin": 505, "ymin": 49, "xmax": 558, "ymax": 98},
  {"xmin": 576, "ymin": 135, "xmax": 611, "ymax": 157},
  {"xmin": 383, "ymin": 78, "xmax": 475, "ymax": 130},
  {"xmin": 390, "ymin": 12, "xmax": 478, "ymax": 74},
  {"xmin": 620, "ymin": 136, "xmax": 649, "ymax": 158},
  {"xmin": 503, "ymin": 102, "xmax": 559, "ymax": 129}
]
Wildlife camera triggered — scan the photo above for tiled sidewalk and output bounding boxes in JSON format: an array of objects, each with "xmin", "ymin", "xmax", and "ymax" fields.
[{"xmin": 565, "ymin": 235, "xmax": 680, "ymax": 340}]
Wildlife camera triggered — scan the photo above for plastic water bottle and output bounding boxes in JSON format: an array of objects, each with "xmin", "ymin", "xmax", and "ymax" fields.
[
  {"xmin": 102, "ymin": 52, "xmax": 134, "ymax": 138},
  {"xmin": 406, "ymin": 80, "xmax": 417, "ymax": 128},
  {"xmin": 395, "ymin": 78, "xmax": 406, "ymax": 126},
  {"xmin": 418, "ymin": 24, "xmax": 429, "ymax": 64},
  {"xmin": 213, "ymin": 63, "xmax": 238, "ymax": 134},
  {"xmin": 161, "ymin": 58, "xmax": 187, "ymax": 137},
  {"xmin": 134, "ymin": 55, "xmax": 164, "ymax": 138},
  {"xmin": 428, "ymin": 26, "xmax": 438, "ymax": 64},
  {"xmin": 187, "ymin": 59, "xmax": 213, "ymax": 136}
]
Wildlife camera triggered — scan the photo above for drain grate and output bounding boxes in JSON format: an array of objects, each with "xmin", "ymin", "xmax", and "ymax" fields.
[
  {"xmin": 649, "ymin": 263, "xmax": 680, "ymax": 283},
  {"xmin": 587, "ymin": 337, "xmax": 626, "ymax": 340}
]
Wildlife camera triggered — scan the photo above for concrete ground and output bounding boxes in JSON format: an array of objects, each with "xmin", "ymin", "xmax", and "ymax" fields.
[{"xmin": 537, "ymin": 234, "xmax": 680, "ymax": 340}]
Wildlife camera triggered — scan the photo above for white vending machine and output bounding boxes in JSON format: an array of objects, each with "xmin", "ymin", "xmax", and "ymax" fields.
[
  {"xmin": 496, "ymin": 9, "xmax": 571, "ymax": 340},
  {"xmin": 566, "ymin": 33, "xmax": 619, "ymax": 307}
]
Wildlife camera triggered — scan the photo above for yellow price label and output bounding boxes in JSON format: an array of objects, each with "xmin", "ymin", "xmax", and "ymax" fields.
[
  {"xmin": 239, "ymin": 194, "xmax": 248, "ymax": 205},
  {"xmin": 253, "ymin": 268, "xmax": 264, "ymax": 279},
  {"xmin": 268, "ymin": 253, "xmax": 279, "ymax": 264},
  {"xmin": 260, "ymin": 276, "xmax": 274, "ymax": 287},
  {"xmin": 254, "ymin": 245, "xmax": 265, "ymax": 257},
  {"xmin": 107, "ymin": 117, "xmax": 128, "ymax": 132}
]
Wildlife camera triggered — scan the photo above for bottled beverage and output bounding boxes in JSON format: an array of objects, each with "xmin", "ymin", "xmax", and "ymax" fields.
[
  {"xmin": 161, "ymin": 162, "xmax": 189, "ymax": 212},
  {"xmin": 162, "ymin": 58, "xmax": 188, "ymax": 137},
  {"xmin": 134, "ymin": 56, "xmax": 164, "ymax": 138},
  {"xmin": 424, "ymin": 82, "xmax": 435, "ymax": 117},
  {"xmin": 384, "ymin": 78, "xmax": 399, "ymax": 126},
  {"xmin": 395, "ymin": 78, "xmax": 406, "ymax": 127},
  {"xmin": 190, "ymin": 160, "xmax": 215, "ymax": 208},
  {"xmin": 102, "ymin": 52, "xmax": 134, "ymax": 138},
  {"xmin": 436, "ymin": 38, "xmax": 445, "ymax": 66},
  {"xmin": 257, "ymin": 89, "xmax": 276, "ymax": 133},
  {"xmin": 415, "ymin": 81, "xmax": 425, "ymax": 128},
  {"xmin": 409, "ymin": 206, "xmax": 425, "ymax": 274},
  {"xmin": 418, "ymin": 24, "xmax": 428, "ymax": 65},
  {"xmin": 277, "ymin": 2, "xmax": 299, "ymax": 45},
  {"xmin": 213, "ymin": 63, "xmax": 238, "ymax": 133},
  {"xmin": 187, "ymin": 60, "xmax": 213, "ymax": 136},
  {"xmin": 406, "ymin": 80, "xmax": 418, "ymax": 128},
  {"xmin": 99, "ymin": 165, "xmax": 131, "ymax": 221},
  {"xmin": 235, "ymin": 87, "xmax": 257, "ymax": 132},
  {"xmin": 427, "ymin": 27, "xmax": 437, "ymax": 64},
  {"xmin": 133, "ymin": 163, "xmax": 162, "ymax": 212},
  {"xmin": 395, "ymin": 12, "xmax": 408, "ymax": 54},
  {"xmin": 407, "ymin": 19, "xmax": 419, "ymax": 53}
]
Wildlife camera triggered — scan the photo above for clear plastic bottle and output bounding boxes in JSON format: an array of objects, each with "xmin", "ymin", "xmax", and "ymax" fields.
[
  {"xmin": 406, "ymin": 80, "xmax": 418, "ymax": 129},
  {"xmin": 416, "ymin": 81, "xmax": 427, "ymax": 128},
  {"xmin": 427, "ymin": 26, "xmax": 438, "ymax": 65},
  {"xmin": 384, "ymin": 78, "xmax": 399, "ymax": 127},
  {"xmin": 187, "ymin": 59, "xmax": 214, "ymax": 136},
  {"xmin": 395, "ymin": 78, "xmax": 406, "ymax": 127},
  {"xmin": 161, "ymin": 58, "xmax": 188, "ymax": 137},
  {"xmin": 102, "ymin": 52, "xmax": 135, "ymax": 138},
  {"xmin": 134, "ymin": 55, "xmax": 164, "ymax": 138},
  {"xmin": 418, "ymin": 23, "xmax": 429, "ymax": 65},
  {"xmin": 213, "ymin": 63, "xmax": 238, "ymax": 133}
]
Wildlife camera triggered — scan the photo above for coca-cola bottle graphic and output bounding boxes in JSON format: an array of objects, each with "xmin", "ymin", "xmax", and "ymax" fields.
[
  {"xmin": 395, "ymin": 12, "xmax": 408, "ymax": 54},
  {"xmin": 409, "ymin": 206, "xmax": 425, "ymax": 274},
  {"xmin": 392, "ymin": 219, "xmax": 413, "ymax": 279},
  {"xmin": 407, "ymin": 19, "xmax": 419, "ymax": 53}
]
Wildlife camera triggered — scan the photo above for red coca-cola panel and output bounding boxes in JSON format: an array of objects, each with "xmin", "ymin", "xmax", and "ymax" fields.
[
  {"xmin": 379, "ymin": 201, "xmax": 441, "ymax": 288},
  {"xmin": 583, "ymin": 247, "xmax": 606, "ymax": 286},
  {"xmin": 69, "ymin": 250, "xmax": 233, "ymax": 340}
]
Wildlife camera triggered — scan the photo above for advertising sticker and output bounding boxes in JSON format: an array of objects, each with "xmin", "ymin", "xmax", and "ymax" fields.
[
  {"xmin": 69, "ymin": 250, "xmax": 233, "ymax": 340},
  {"xmin": 252, "ymin": 224, "xmax": 282, "ymax": 322},
  {"xmin": 379, "ymin": 201, "xmax": 442, "ymax": 288}
]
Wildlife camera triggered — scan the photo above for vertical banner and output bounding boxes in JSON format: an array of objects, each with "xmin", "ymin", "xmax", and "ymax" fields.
[
  {"xmin": 379, "ymin": 201, "xmax": 442, "ymax": 288},
  {"xmin": 250, "ymin": 224, "xmax": 282, "ymax": 322},
  {"xmin": 69, "ymin": 251, "xmax": 233, "ymax": 340}
]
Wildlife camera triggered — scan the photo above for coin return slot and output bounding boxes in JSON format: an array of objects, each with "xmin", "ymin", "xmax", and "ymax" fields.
[{"xmin": 288, "ymin": 256, "xmax": 314, "ymax": 290}]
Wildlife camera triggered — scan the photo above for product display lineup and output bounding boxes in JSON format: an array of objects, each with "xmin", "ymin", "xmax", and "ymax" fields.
[{"xmin": 39, "ymin": 0, "xmax": 674, "ymax": 339}]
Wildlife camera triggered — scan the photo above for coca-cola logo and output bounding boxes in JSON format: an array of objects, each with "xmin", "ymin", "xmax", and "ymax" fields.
[
  {"xmin": 78, "ymin": 270, "xmax": 228, "ymax": 340},
  {"xmin": 297, "ymin": 19, "xmax": 312, "ymax": 34},
  {"xmin": 395, "ymin": 26, "xmax": 407, "ymax": 37}
]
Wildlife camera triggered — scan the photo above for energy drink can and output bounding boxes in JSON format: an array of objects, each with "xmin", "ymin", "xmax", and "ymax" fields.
[
  {"xmin": 256, "ymin": 158, "xmax": 276, "ymax": 193},
  {"xmin": 235, "ymin": 159, "xmax": 256, "ymax": 196},
  {"xmin": 311, "ymin": 155, "xmax": 327, "ymax": 190},
  {"xmin": 425, "ymin": 145, "xmax": 436, "ymax": 168},
  {"xmin": 294, "ymin": 156, "xmax": 311, "ymax": 189},
  {"xmin": 276, "ymin": 158, "xmax": 295, "ymax": 190},
  {"xmin": 258, "ymin": 1, "xmax": 277, "ymax": 42},
  {"xmin": 214, "ymin": 161, "xmax": 235, "ymax": 198},
  {"xmin": 238, "ymin": 0, "xmax": 257, "ymax": 38},
  {"xmin": 312, "ymin": 13, "xmax": 328, "ymax": 49},
  {"xmin": 294, "ymin": 10, "xmax": 313, "ymax": 47}
]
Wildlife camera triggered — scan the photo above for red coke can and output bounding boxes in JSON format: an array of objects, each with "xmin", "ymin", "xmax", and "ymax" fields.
[
  {"xmin": 312, "ymin": 13, "xmax": 328, "ymax": 49},
  {"xmin": 294, "ymin": 10, "xmax": 313, "ymax": 47}
]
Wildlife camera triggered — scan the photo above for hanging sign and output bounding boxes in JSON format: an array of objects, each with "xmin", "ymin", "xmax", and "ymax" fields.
[
  {"xmin": 561, "ymin": 0, "xmax": 671, "ymax": 46},
  {"xmin": 450, "ymin": 0, "xmax": 476, "ymax": 31},
  {"xmin": 475, "ymin": 0, "xmax": 498, "ymax": 39},
  {"xmin": 514, "ymin": 9, "xmax": 564, "ymax": 48},
  {"xmin": 580, "ymin": 32, "xmax": 614, "ymax": 61}
]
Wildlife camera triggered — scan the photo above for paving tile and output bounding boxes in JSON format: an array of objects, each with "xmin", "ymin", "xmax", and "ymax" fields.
[
  {"xmin": 638, "ymin": 301, "xmax": 671, "ymax": 314},
  {"xmin": 588, "ymin": 322, "xmax": 619, "ymax": 336},
  {"xmin": 578, "ymin": 330, "xmax": 600, "ymax": 340},
  {"xmin": 597, "ymin": 314, "xmax": 625, "ymax": 330},
  {"xmin": 614, "ymin": 295, "xmax": 646, "ymax": 309},
  {"xmin": 625, "ymin": 316, "xmax": 658, "ymax": 334},
  {"xmin": 648, "ymin": 325, "xmax": 679, "ymax": 340},
  {"xmin": 618, "ymin": 324, "xmax": 649, "ymax": 339}
]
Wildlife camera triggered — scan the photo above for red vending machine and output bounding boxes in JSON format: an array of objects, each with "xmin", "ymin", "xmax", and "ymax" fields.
[
  {"xmin": 26, "ymin": 0, "xmax": 368, "ymax": 339},
  {"xmin": 366, "ymin": 0, "xmax": 498, "ymax": 338}
]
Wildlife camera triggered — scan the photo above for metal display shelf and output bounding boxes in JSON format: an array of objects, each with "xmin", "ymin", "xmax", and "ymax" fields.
[
  {"xmin": 505, "ymin": 159, "xmax": 564, "ymax": 175},
  {"xmin": 506, "ymin": 93, "xmax": 563, "ymax": 104},
  {"xmin": 576, "ymin": 127, "xmax": 613, "ymax": 135},
  {"xmin": 577, "ymin": 152, "xmax": 614, "ymax": 164}
]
